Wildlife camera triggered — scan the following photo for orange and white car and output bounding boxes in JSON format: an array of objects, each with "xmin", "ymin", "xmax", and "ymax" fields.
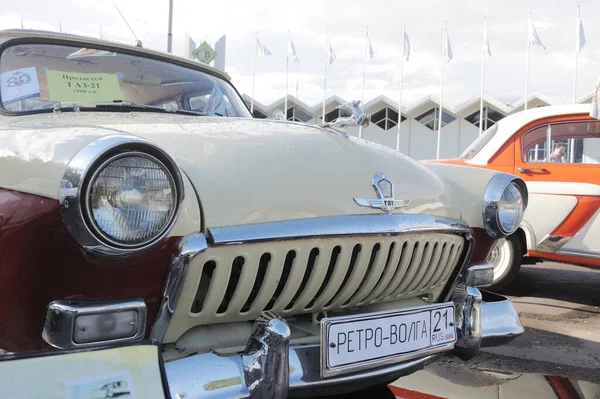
[{"xmin": 430, "ymin": 104, "xmax": 600, "ymax": 289}]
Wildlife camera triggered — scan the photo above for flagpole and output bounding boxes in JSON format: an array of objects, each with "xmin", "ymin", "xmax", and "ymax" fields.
[
  {"xmin": 437, "ymin": 22, "xmax": 447, "ymax": 160},
  {"xmin": 525, "ymin": 47, "xmax": 530, "ymax": 110},
  {"xmin": 397, "ymin": 26, "xmax": 406, "ymax": 152},
  {"xmin": 167, "ymin": 0, "xmax": 173, "ymax": 53},
  {"xmin": 524, "ymin": 13, "xmax": 531, "ymax": 111},
  {"xmin": 323, "ymin": 29, "xmax": 329, "ymax": 123},
  {"xmin": 251, "ymin": 31, "xmax": 257, "ymax": 114},
  {"xmin": 573, "ymin": 5, "xmax": 580, "ymax": 104},
  {"xmin": 360, "ymin": 26, "xmax": 368, "ymax": 139},
  {"xmin": 285, "ymin": 31, "xmax": 290, "ymax": 119},
  {"xmin": 573, "ymin": 50, "xmax": 579, "ymax": 104},
  {"xmin": 479, "ymin": 17, "xmax": 486, "ymax": 136}
]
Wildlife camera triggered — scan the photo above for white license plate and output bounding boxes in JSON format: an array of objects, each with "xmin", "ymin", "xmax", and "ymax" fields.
[{"xmin": 321, "ymin": 303, "xmax": 456, "ymax": 378}]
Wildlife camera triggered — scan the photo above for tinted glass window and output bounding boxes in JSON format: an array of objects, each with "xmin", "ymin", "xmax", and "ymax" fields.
[
  {"xmin": 523, "ymin": 121, "xmax": 600, "ymax": 164},
  {"xmin": 0, "ymin": 43, "xmax": 250, "ymax": 117},
  {"xmin": 460, "ymin": 123, "xmax": 499, "ymax": 160}
]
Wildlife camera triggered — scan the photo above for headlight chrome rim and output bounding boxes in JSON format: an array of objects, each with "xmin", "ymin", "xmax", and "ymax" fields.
[
  {"xmin": 59, "ymin": 135, "xmax": 184, "ymax": 256},
  {"xmin": 482, "ymin": 174, "xmax": 528, "ymax": 238},
  {"xmin": 83, "ymin": 151, "xmax": 178, "ymax": 249}
]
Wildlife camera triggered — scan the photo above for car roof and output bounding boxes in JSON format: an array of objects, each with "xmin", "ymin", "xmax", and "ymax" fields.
[
  {"xmin": 0, "ymin": 29, "xmax": 231, "ymax": 81},
  {"xmin": 468, "ymin": 104, "xmax": 592, "ymax": 165}
]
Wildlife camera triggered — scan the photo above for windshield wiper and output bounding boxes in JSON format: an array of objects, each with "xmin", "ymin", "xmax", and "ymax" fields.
[{"xmin": 52, "ymin": 100, "xmax": 208, "ymax": 116}]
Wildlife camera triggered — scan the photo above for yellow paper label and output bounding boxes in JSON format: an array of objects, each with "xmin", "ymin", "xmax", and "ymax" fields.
[{"xmin": 46, "ymin": 70, "xmax": 123, "ymax": 102}]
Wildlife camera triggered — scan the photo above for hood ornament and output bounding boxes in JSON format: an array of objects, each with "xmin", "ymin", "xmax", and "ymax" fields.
[
  {"xmin": 354, "ymin": 172, "xmax": 410, "ymax": 213},
  {"xmin": 320, "ymin": 100, "xmax": 370, "ymax": 129}
]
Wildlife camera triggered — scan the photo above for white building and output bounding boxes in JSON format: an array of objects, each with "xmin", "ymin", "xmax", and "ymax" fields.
[{"xmin": 243, "ymin": 93, "xmax": 594, "ymax": 160}]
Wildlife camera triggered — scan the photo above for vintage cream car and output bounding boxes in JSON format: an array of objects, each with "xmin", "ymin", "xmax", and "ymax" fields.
[
  {"xmin": 0, "ymin": 30, "xmax": 526, "ymax": 398},
  {"xmin": 433, "ymin": 104, "xmax": 600, "ymax": 289}
]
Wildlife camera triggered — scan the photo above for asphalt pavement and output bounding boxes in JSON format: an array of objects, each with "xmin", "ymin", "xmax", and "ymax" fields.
[
  {"xmin": 385, "ymin": 260, "xmax": 600, "ymax": 398},
  {"xmin": 479, "ymin": 261, "xmax": 600, "ymax": 383}
]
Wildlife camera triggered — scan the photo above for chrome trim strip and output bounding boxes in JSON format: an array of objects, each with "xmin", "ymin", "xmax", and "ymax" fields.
[
  {"xmin": 482, "ymin": 173, "xmax": 529, "ymax": 238},
  {"xmin": 556, "ymin": 249, "xmax": 600, "ymax": 259},
  {"xmin": 149, "ymin": 233, "xmax": 208, "ymax": 344},
  {"xmin": 209, "ymin": 214, "xmax": 471, "ymax": 246},
  {"xmin": 60, "ymin": 135, "xmax": 185, "ymax": 256},
  {"xmin": 442, "ymin": 232, "xmax": 475, "ymax": 302},
  {"xmin": 537, "ymin": 234, "xmax": 572, "ymax": 253},
  {"xmin": 41, "ymin": 298, "xmax": 146, "ymax": 349}
]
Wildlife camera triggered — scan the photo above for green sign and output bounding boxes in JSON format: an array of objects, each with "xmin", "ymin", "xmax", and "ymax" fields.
[
  {"xmin": 46, "ymin": 70, "xmax": 123, "ymax": 102},
  {"xmin": 192, "ymin": 41, "xmax": 217, "ymax": 64}
]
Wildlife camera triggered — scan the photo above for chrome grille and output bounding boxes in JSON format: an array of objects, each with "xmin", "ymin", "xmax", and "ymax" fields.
[{"xmin": 187, "ymin": 233, "xmax": 464, "ymax": 324}]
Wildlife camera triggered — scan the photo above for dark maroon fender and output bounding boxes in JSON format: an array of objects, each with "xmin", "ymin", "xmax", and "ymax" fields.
[{"xmin": 0, "ymin": 188, "xmax": 180, "ymax": 352}]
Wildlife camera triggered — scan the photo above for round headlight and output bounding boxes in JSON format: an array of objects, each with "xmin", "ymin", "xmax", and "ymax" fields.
[
  {"xmin": 483, "ymin": 174, "xmax": 528, "ymax": 238},
  {"xmin": 497, "ymin": 182, "xmax": 523, "ymax": 234},
  {"xmin": 85, "ymin": 152, "xmax": 177, "ymax": 248}
]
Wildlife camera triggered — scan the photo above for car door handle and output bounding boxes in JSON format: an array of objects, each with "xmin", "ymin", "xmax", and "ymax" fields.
[{"xmin": 517, "ymin": 167, "xmax": 547, "ymax": 173}]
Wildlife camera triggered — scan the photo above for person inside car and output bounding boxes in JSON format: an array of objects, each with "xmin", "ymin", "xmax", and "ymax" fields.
[{"xmin": 550, "ymin": 143, "xmax": 567, "ymax": 163}]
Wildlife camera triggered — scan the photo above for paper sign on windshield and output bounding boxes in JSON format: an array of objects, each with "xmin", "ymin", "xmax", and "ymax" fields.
[
  {"xmin": 66, "ymin": 48, "xmax": 117, "ymax": 60},
  {"xmin": 0, "ymin": 67, "xmax": 41, "ymax": 104},
  {"xmin": 46, "ymin": 70, "xmax": 123, "ymax": 103},
  {"xmin": 204, "ymin": 85, "xmax": 223, "ymax": 115}
]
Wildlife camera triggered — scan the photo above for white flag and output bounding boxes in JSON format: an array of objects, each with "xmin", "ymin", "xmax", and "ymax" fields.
[
  {"xmin": 528, "ymin": 16, "xmax": 546, "ymax": 50},
  {"xmin": 576, "ymin": 13, "xmax": 585, "ymax": 53},
  {"xmin": 367, "ymin": 33, "xmax": 374, "ymax": 62},
  {"xmin": 483, "ymin": 23, "xmax": 492, "ymax": 57},
  {"xmin": 403, "ymin": 31, "xmax": 411, "ymax": 61},
  {"xmin": 256, "ymin": 38, "xmax": 271, "ymax": 56},
  {"xmin": 591, "ymin": 75, "xmax": 600, "ymax": 119},
  {"xmin": 444, "ymin": 30, "xmax": 453, "ymax": 62},
  {"xmin": 287, "ymin": 34, "xmax": 299, "ymax": 63},
  {"xmin": 327, "ymin": 40, "xmax": 336, "ymax": 65},
  {"xmin": 187, "ymin": 35, "xmax": 197, "ymax": 59}
]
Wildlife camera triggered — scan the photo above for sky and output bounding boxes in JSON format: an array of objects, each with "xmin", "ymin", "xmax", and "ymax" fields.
[{"xmin": 2, "ymin": 0, "xmax": 599, "ymax": 111}]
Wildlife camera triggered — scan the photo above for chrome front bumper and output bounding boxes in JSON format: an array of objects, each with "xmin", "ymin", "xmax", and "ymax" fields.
[{"xmin": 163, "ymin": 287, "xmax": 523, "ymax": 399}]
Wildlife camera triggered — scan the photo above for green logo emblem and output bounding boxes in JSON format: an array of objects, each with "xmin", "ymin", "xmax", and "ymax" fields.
[{"xmin": 192, "ymin": 42, "xmax": 217, "ymax": 64}]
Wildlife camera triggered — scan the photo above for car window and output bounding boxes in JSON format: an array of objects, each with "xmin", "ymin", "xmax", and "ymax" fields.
[
  {"xmin": 459, "ymin": 123, "xmax": 498, "ymax": 160},
  {"xmin": 522, "ymin": 121, "xmax": 600, "ymax": 164},
  {"xmin": 0, "ymin": 43, "xmax": 251, "ymax": 117}
]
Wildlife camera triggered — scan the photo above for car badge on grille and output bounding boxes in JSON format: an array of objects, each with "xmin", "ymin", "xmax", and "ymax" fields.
[{"xmin": 354, "ymin": 172, "xmax": 410, "ymax": 213}]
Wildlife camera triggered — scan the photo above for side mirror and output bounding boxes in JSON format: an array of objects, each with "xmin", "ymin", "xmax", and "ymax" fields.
[{"xmin": 320, "ymin": 100, "xmax": 370, "ymax": 129}]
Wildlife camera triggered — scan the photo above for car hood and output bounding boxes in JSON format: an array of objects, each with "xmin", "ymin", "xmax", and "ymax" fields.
[{"xmin": 0, "ymin": 113, "xmax": 460, "ymax": 228}]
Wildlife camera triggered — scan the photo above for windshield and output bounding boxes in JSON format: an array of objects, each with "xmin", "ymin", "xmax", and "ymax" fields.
[
  {"xmin": 459, "ymin": 123, "xmax": 499, "ymax": 160},
  {"xmin": 0, "ymin": 42, "xmax": 251, "ymax": 117}
]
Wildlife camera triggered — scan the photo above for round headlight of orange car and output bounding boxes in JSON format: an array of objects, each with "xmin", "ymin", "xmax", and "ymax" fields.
[{"xmin": 483, "ymin": 174, "xmax": 528, "ymax": 238}]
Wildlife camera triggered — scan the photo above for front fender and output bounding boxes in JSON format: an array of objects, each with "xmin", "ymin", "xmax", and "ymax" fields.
[{"xmin": 421, "ymin": 162, "xmax": 500, "ymax": 230}]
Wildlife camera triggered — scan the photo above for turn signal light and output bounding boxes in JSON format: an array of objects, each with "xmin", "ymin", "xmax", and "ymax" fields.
[
  {"xmin": 42, "ymin": 299, "xmax": 147, "ymax": 349},
  {"xmin": 74, "ymin": 310, "xmax": 139, "ymax": 344}
]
